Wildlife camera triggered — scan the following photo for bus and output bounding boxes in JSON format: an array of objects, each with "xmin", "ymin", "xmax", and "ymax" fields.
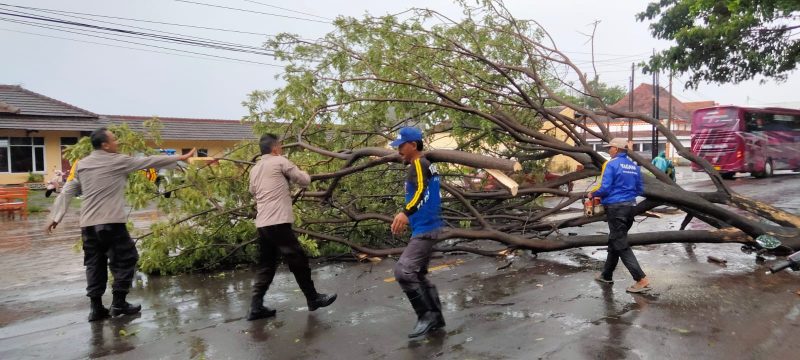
[{"xmin": 691, "ymin": 106, "xmax": 800, "ymax": 179}]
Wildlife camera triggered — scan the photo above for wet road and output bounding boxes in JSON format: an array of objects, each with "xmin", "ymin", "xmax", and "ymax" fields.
[{"xmin": 1, "ymin": 172, "xmax": 799, "ymax": 359}]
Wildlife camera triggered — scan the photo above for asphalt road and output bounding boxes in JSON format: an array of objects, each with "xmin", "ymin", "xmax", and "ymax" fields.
[{"xmin": 1, "ymin": 171, "xmax": 799, "ymax": 359}]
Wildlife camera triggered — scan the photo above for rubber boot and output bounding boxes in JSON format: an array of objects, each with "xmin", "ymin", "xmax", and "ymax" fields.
[
  {"xmin": 88, "ymin": 296, "xmax": 110, "ymax": 322},
  {"xmin": 247, "ymin": 294, "xmax": 276, "ymax": 321},
  {"xmin": 426, "ymin": 285, "xmax": 446, "ymax": 328},
  {"xmin": 109, "ymin": 291, "xmax": 141, "ymax": 317},
  {"xmin": 405, "ymin": 288, "xmax": 443, "ymax": 338},
  {"xmin": 306, "ymin": 292, "xmax": 337, "ymax": 311}
]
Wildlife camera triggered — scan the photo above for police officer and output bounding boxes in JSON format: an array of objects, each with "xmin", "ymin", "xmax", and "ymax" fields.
[
  {"xmin": 46, "ymin": 128, "xmax": 195, "ymax": 321},
  {"xmin": 589, "ymin": 138, "xmax": 651, "ymax": 293},
  {"xmin": 390, "ymin": 127, "xmax": 446, "ymax": 338},
  {"xmin": 246, "ymin": 133, "xmax": 336, "ymax": 320}
]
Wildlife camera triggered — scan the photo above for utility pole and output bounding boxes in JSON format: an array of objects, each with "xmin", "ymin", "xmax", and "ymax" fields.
[
  {"xmin": 628, "ymin": 63, "xmax": 634, "ymax": 141},
  {"xmin": 667, "ymin": 69, "xmax": 673, "ymax": 158},
  {"xmin": 651, "ymin": 49, "xmax": 659, "ymax": 160}
]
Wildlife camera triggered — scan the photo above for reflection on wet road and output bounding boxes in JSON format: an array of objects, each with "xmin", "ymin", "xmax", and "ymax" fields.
[{"xmin": 1, "ymin": 173, "xmax": 799, "ymax": 359}]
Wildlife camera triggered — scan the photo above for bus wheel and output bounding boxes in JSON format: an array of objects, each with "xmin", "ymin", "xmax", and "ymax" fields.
[
  {"xmin": 721, "ymin": 172, "xmax": 735, "ymax": 180},
  {"xmin": 764, "ymin": 159, "xmax": 774, "ymax": 177},
  {"xmin": 754, "ymin": 160, "xmax": 773, "ymax": 178}
]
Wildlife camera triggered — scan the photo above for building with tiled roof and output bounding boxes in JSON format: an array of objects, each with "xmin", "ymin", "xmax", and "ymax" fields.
[
  {"xmin": 582, "ymin": 83, "xmax": 716, "ymax": 161},
  {"xmin": 0, "ymin": 85, "xmax": 255, "ymax": 185}
]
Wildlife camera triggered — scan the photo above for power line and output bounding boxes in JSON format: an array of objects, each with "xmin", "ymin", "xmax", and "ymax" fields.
[
  {"xmin": 0, "ymin": 2, "xmax": 276, "ymax": 37},
  {"xmin": 0, "ymin": 4, "xmax": 323, "ymax": 62},
  {"xmin": 241, "ymin": 0, "xmax": 333, "ymax": 21},
  {"xmin": 174, "ymin": 0, "xmax": 331, "ymax": 24},
  {"xmin": 0, "ymin": 27, "xmax": 281, "ymax": 67},
  {"xmin": 0, "ymin": 18, "xmax": 285, "ymax": 67},
  {"xmin": 0, "ymin": 5, "xmax": 271, "ymax": 49},
  {"xmin": 0, "ymin": 11, "xmax": 275, "ymax": 55}
]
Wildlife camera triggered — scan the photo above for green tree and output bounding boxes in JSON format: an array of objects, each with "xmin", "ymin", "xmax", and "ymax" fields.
[
  {"xmin": 638, "ymin": 0, "xmax": 800, "ymax": 87},
  {"xmin": 63, "ymin": 0, "xmax": 799, "ymax": 276},
  {"xmin": 562, "ymin": 77, "xmax": 627, "ymax": 109}
]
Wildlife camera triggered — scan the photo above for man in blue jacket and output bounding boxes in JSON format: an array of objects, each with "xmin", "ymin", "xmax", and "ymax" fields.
[
  {"xmin": 390, "ymin": 127, "xmax": 446, "ymax": 338},
  {"xmin": 589, "ymin": 138, "xmax": 651, "ymax": 293}
]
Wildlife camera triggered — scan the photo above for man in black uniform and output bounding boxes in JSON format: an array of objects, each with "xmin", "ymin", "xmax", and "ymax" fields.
[{"xmin": 46, "ymin": 128, "xmax": 195, "ymax": 321}]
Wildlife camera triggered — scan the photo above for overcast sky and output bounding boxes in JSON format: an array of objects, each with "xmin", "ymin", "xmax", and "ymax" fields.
[{"xmin": 2, "ymin": 0, "xmax": 798, "ymax": 119}]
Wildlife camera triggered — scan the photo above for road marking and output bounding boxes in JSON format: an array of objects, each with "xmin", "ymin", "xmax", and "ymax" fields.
[{"xmin": 383, "ymin": 259, "xmax": 465, "ymax": 282}]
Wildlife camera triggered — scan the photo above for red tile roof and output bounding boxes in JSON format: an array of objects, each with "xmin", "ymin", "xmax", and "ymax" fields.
[{"xmin": 608, "ymin": 83, "xmax": 693, "ymax": 120}]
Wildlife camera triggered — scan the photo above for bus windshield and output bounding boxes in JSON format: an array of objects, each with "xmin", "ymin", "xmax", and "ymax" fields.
[{"xmin": 693, "ymin": 107, "xmax": 741, "ymax": 132}]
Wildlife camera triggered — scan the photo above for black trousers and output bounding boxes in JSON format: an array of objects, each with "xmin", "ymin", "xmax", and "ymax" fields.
[
  {"xmin": 600, "ymin": 204, "xmax": 646, "ymax": 282},
  {"xmin": 252, "ymin": 223, "xmax": 316, "ymax": 298},
  {"xmin": 82, "ymin": 223, "xmax": 139, "ymax": 298}
]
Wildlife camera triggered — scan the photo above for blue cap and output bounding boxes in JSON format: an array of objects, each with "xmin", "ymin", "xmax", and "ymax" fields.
[{"xmin": 390, "ymin": 127, "xmax": 423, "ymax": 148}]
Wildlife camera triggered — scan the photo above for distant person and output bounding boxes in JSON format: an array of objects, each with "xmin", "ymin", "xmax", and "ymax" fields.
[
  {"xmin": 589, "ymin": 138, "xmax": 651, "ymax": 293},
  {"xmin": 390, "ymin": 127, "xmax": 446, "ymax": 338},
  {"xmin": 755, "ymin": 117, "xmax": 766, "ymax": 131},
  {"xmin": 246, "ymin": 134, "xmax": 336, "ymax": 321},
  {"xmin": 46, "ymin": 127, "xmax": 195, "ymax": 322},
  {"xmin": 651, "ymin": 151, "xmax": 676, "ymax": 181}
]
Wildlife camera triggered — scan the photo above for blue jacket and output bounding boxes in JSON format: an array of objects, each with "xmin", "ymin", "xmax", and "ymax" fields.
[
  {"xmin": 590, "ymin": 152, "xmax": 644, "ymax": 205},
  {"xmin": 403, "ymin": 157, "xmax": 443, "ymax": 236}
]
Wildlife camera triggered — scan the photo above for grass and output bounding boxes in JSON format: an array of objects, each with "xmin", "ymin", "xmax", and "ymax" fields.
[{"xmin": 26, "ymin": 189, "xmax": 82, "ymax": 214}]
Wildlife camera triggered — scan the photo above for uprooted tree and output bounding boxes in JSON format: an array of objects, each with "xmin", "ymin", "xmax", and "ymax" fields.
[{"xmin": 68, "ymin": 0, "xmax": 798, "ymax": 275}]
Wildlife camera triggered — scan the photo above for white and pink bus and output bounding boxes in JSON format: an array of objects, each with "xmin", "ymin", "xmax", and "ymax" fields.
[{"xmin": 691, "ymin": 106, "xmax": 800, "ymax": 178}]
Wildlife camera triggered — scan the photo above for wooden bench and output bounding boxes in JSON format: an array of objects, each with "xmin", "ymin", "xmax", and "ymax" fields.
[{"xmin": 0, "ymin": 187, "xmax": 29, "ymax": 220}]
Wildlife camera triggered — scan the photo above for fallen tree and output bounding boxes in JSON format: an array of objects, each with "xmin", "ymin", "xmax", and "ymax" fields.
[{"xmin": 96, "ymin": 0, "xmax": 799, "ymax": 274}]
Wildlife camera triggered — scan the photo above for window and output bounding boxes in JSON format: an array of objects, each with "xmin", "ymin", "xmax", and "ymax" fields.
[
  {"xmin": 182, "ymin": 148, "xmax": 208, "ymax": 157},
  {"xmin": 745, "ymin": 112, "xmax": 800, "ymax": 131},
  {"xmin": 1, "ymin": 137, "xmax": 45, "ymax": 173},
  {"xmin": 60, "ymin": 137, "xmax": 78, "ymax": 146},
  {"xmin": 0, "ymin": 138, "xmax": 8, "ymax": 172},
  {"xmin": 591, "ymin": 143, "xmax": 607, "ymax": 151}
]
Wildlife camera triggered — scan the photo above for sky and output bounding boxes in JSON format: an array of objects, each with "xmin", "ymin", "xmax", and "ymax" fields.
[{"xmin": 2, "ymin": 0, "xmax": 798, "ymax": 119}]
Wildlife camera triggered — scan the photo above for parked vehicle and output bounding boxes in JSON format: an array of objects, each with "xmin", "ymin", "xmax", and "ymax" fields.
[
  {"xmin": 150, "ymin": 149, "xmax": 186, "ymax": 198},
  {"xmin": 691, "ymin": 106, "xmax": 800, "ymax": 179},
  {"xmin": 44, "ymin": 170, "xmax": 64, "ymax": 198}
]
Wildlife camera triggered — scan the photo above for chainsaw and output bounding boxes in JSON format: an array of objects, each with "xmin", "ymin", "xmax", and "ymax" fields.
[{"xmin": 584, "ymin": 196, "xmax": 604, "ymax": 217}]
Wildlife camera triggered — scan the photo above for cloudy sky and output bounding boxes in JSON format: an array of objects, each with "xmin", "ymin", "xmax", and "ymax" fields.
[{"xmin": 2, "ymin": 0, "xmax": 798, "ymax": 119}]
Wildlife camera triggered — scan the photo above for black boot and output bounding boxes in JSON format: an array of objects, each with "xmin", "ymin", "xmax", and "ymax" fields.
[
  {"xmin": 109, "ymin": 291, "xmax": 141, "ymax": 317},
  {"xmin": 405, "ymin": 288, "xmax": 445, "ymax": 338},
  {"xmin": 306, "ymin": 292, "xmax": 337, "ymax": 311},
  {"xmin": 426, "ymin": 285, "xmax": 446, "ymax": 328},
  {"xmin": 88, "ymin": 296, "xmax": 110, "ymax": 322},
  {"xmin": 247, "ymin": 294, "xmax": 276, "ymax": 321}
]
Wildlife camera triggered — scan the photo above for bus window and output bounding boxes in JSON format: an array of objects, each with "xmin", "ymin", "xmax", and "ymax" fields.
[
  {"xmin": 745, "ymin": 112, "xmax": 772, "ymax": 131},
  {"xmin": 773, "ymin": 114, "xmax": 800, "ymax": 130},
  {"xmin": 746, "ymin": 112, "xmax": 796, "ymax": 131}
]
